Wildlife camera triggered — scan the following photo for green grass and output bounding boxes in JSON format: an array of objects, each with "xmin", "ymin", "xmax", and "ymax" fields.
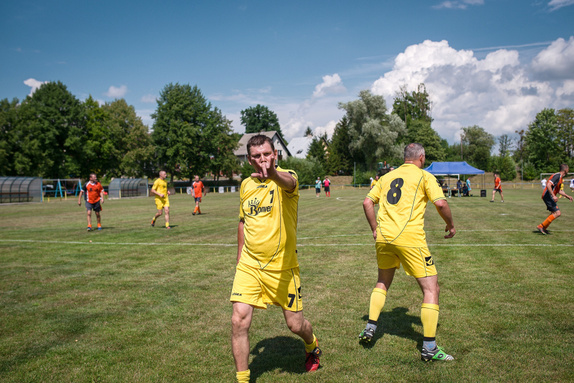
[{"xmin": 1, "ymin": 187, "xmax": 573, "ymax": 382}]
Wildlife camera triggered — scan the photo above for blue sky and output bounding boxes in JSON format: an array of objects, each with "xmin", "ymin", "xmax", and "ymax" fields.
[{"xmin": 1, "ymin": 0, "xmax": 573, "ymax": 143}]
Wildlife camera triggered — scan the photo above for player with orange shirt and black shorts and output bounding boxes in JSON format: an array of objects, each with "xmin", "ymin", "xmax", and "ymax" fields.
[
  {"xmin": 490, "ymin": 173, "xmax": 504, "ymax": 202},
  {"xmin": 77, "ymin": 173, "xmax": 105, "ymax": 231},
  {"xmin": 537, "ymin": 164, "xmax": 572, "ymax": 235},
  {"xmin": 192, "ymin": 175, "xmax": 205, "ymax": 215}
]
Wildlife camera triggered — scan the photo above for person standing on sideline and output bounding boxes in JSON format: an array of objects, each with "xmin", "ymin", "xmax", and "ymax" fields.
[
  {"xmin": 570, "ymin": 177, "xmax": 574, "ymax": 192},
  {"xmin": 150, "ymin": 170, "xmax": 171, "ymax": 229},
  {"xmin": 541, "ymin": 178, "xmax": 547, "ymax": 190},
  {"xmin": 359, "ymin": 143, "xmax": 456, "ymax": 362},
  {"xmin": 78, "ymin": 173, "xmax": 104, "ymax": 231},
  {"xmin": 323, "ymin": 176, "xmax": 331, "ymax": 197},
  {"xmin": 491, "ymin": 173, "xmax": 504, "ymax": 202},
  {"xmin": 231, "ymin": 134, "xmax": 321, "ymax": 383},
  {"xmin": 192, "ymin": 175, "xmax": 205, "ymax": 215},
  {"xmin": 370, "ymin": 175, "xmax": 379, "ymax": 189},
  {"xmin": 315, "ymin": 177, "xmax": 321, "ymax": 197},
  {"xmin": 537, "ymin": 164, "xmax": 572, "ymax": 235}
]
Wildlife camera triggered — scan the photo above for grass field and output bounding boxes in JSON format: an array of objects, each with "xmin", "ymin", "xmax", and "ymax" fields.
[{"xmin": 1, "ymin": 187, "xmax": 573, "ymax": 382}]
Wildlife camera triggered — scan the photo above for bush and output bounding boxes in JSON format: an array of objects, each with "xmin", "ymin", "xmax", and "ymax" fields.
[
  {"xmin": 278, "ymin": 157, "xmax": 325, "ymax": 187},
  {"xmin": 490, "ymin": 156, "xmax": 517, "ymax": 181}
]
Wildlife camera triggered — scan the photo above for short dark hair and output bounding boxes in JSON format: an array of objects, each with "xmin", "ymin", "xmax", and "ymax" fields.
[
  {"xmin": 247, "ymin": 134, "xmax": 275, "ymax": 157},
  {"xmin": 560, "ymin": 163, "xmax": 569, "ymax": 172},
  {"xmin": 404, "ymin": 143, "xmax": 425, "ymax": 160}
]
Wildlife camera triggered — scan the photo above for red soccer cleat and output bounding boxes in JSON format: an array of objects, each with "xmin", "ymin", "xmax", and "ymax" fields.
[{"xmin": 305, "ymin": 340, "xmax": 322, "ymax": 372}]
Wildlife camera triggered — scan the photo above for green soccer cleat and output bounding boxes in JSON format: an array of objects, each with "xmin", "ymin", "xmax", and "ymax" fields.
[
  {"xmin": 359, "ymin": 327, "xmax": 375, "ymax": 343},
  {"xmin": 421, "ymin": 346, "xmax": 454, "ymax": 362}
]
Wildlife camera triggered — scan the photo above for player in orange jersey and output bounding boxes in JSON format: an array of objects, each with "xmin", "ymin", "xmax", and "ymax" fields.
[
  {"xmin": 192, "ymin": 175, "xmax": 205, "ymax": 215},
  {"xmin": 490, "ymin": 173, "xmax": 504, "ymax": 202},
  {"xmin": 78, "ymin": 173, "xmax": 105, "ymax": 231},
  {"xmin": 537, "ymin": 164, "xmax": 572, "ymax": 235}
]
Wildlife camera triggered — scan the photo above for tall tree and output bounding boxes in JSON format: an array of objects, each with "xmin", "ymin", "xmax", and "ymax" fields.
[
  {"xmin": 105, "ymin": 99, "xmax": 155, "ymax": 177},
  {"xmin": 208, "ymin": 110, "xmax": 240, "ymax": 182},
  {"xmin": 460, "ymin": 125, "xmax": 495, "ymax": 170},
  {"xmin": 307, "ymin": 133, "xmax": 328, "ymax": 166},
  {"xmin": 410, "ymin": 120, "xmax": 445, "ymax": 164},
  {"xmin": 498, "ymin": 134, "xmax": 513, "ymax": 158},
  {"xmin": 16, "ymin": 81, "xmax": 85, "ymax": 177},
  {"xmin": 525, "ymin": 108, "xmax": 561, "ymax": 172},
  {"xmin": 152, "ymin": 83, "xmax": 232, "ymax": 180},
  {"xmin": 556, "ymin": 108, "xmax": 574, "ymax": 160},
  {"xmin": 0, "ymin": 98, "xmax": 20, "ymax": 175},
  {"xmin": 326, "ymin": 116, "xmax": 353, "ymax": 175},
  {"xmin": 240, "ymin": 104, "xmax": 285, "ymax": 142},
  {"xmin": 339, "ymin": 90, "xmax": 406, "ymax": 168}
]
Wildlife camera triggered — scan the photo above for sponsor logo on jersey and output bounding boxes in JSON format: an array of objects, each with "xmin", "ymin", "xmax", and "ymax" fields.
[{"xmin": 247, "ymin": 197, "xmax": 272, "ymax": 216}]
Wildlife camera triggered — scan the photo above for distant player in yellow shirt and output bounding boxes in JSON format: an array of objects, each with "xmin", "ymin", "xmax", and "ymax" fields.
[
  {"xmin": 359, "ymin": 143, "xmax": 456, "ymax": 362},
  {"xmin": 230, "ymin": 134, "xmax": 321, "ymax": 383},
  {"xmin": 150, "ymin": 170, "xmax": 171, "ymax": 229}
]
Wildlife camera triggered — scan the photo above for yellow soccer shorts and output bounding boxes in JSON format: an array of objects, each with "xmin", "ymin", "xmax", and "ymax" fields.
[
  {"xmin": 230, "ymin": 262, "xmax": 303, "ymax": 312},
  {"xmin": 155, "ymin": 197, "xmax": 169, "ymax": 210},
  {"xmin": 375, "ymin": 242, "xmax": 437, "ymax": 278}
]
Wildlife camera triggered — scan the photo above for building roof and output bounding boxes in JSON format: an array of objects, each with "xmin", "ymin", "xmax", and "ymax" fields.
[
  {"xmin": 234, "ymin": 131, "xmax": 291, "ymax": 157},
  {"xmin": 287, "ymin": 136, "xmax": 313, "ymax": 159}
]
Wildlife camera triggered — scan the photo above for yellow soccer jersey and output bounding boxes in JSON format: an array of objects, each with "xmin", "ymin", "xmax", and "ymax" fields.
[
  {"xmin": 367, "ymin": 163, "xmax": 445, "ymax": 247},
  {"xmin": 152, "ymin": 178, "xmax": 168, "ymax": 200},
  {"xmin": 238, "ymin": 167, "xmax": 299, "ymax": 271}
]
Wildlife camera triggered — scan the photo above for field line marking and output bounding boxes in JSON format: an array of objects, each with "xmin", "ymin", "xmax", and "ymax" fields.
[{"xmin": 1, "ymin": 239, "xmax": 572, "ymax": 247}]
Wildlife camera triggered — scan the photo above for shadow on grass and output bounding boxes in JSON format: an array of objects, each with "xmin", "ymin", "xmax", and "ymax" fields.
[
  {"xmin": 249, "ymin": 336, "xmax": 308, "ymax": 381},
  {"xmin": 360, "ymin": 307, "xmax": 426, "ymax": 349}
]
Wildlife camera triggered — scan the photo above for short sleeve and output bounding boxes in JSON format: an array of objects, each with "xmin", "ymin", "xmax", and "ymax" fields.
[
  {"xmin": 366, "ymin": 179, "xmax": 382, "ymax": 204},
  {"xmin": 424, "ymin": 171, "xmax": 446, "ymax": 202}
]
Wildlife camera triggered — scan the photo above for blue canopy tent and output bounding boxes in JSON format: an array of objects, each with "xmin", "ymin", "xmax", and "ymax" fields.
[{"xmin": 424, "ymin": 161, "xmax": 485, "ymax": 196}]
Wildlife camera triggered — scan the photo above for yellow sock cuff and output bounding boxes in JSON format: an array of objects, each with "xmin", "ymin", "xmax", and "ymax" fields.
[
  {"xmin": 304, "ymin": 334, "xmax": 317, "ymax": 353},
  {"xmin": 373, "ymin": 288, "xmax": 387, "ymax": 296},
  {"xmin": 421, "ymin": 303, "xmax": 439, "ymax": 311},
  {"xmin": 165, "ymin": 222, "xmax": 170, "ymax": 227},
  {"xmin": 236, "ymin": 369, "xmax": 250, "ymax": 383}
]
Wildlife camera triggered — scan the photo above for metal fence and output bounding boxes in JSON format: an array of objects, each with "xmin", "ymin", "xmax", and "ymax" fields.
[{"xmin": 0, "ymin": 177, "xmax": 43, "ymax": 203}]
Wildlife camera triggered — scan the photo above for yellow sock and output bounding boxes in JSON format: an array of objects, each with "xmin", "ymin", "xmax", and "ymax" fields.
[
  {"xmin": 368, "ymin": 288, "xmax": 387, "ymax": 322},
  {"xmin": 165, "ymin": 222, "xmax": 170, "ymax": 228},
  {"xmin": 236, "ymin": 369, "xmax": 250, "ymax": 383},
  {"xmin": 421, "ymin": 303, "xmax": 439, "ymax": 338},
  {"xmin": 304, "ymin": 334, "xmax": 317, "ymax": 353}
]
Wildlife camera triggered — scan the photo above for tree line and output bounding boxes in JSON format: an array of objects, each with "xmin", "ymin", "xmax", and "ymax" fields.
[
  {"xmin": 1, "ymin": 81, "xmax": 572, "ymax": 184},
  {"xmin": 0, "ymin": 82, "xmax": 244, "ymax": 182},
  {"xmin": 306, "ymin": 84, "xmax": 574, "ymax": 181}
]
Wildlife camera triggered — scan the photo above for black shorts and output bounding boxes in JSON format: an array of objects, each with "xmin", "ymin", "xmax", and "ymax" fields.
[
  {"xmin": 86, "ymin": 201, "xmax": 102, "ymax": 212},
  {"xmin": 543, "ymin": 194, "xmax": 559, "ymax": 213},
  {"xmin": 315, "ymin": 188, "xmax": 321, "ymax": 193},
  {"xmin": 324, "ymin": 186, "xmax": 330, "ymax": 192},
  {"xmin": 493, "ymin": 188, "xmax": 502, "ymax": 193},
  {"xmin": 194, "ymin": 197, "xmax": 201, "ymax": 203}
]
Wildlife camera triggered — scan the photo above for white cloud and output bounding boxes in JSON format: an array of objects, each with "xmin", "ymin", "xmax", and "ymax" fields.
[
  {"xmin": 141, "ymin": 94, "xmax": 157, "ymax": 103},
  {"xmin": 371, "ymin": 38, "xmax": 569, "ymax": 142},
  {"xmin": 548, "ymin": 0, "xmax": 574, "ymax": 11},
  {"xmin": 531, "ymin": 36, "xmax": 574, "ymax": 80},
  {"xmin": 313, "ymin": 120, "xmax": 338, "ymax": 138},
  {"xmin": 105, "ymin": 85, "xmax": 127, "ymax": 98},
  {"xmin": 433, "ymin": 0, "xmax": 484, "ymax": 10},
  {"xmin": 23, "ymin": 78, "xmax": 48, "ymax": 96},
  {"xmin": 556, "ymin": 80, "xmax": 574, "ymax": 97},
  {"xmin": 312, "ymin": 73, "xmax": 346, "ymax": 98}
]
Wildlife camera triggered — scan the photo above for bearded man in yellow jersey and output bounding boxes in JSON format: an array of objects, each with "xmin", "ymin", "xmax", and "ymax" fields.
[
  {"xmin": 230, "ymin": 134, "xmax": 321, "ymax": 383},
  {"xmin": 150, "ymin": 170, "xmax": 171, "ymax": 229},
  {"xmin": 359, "ymin": 143, "xmax": 456, "ymax": 362}
]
